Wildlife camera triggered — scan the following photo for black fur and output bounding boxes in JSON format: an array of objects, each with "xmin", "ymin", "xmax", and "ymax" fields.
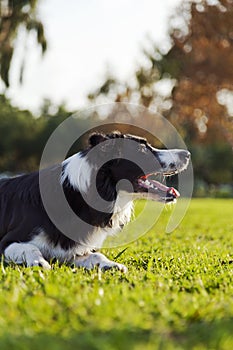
[{"xmin": 0, "ymin": 167, "xmax": 75, "ymax": 253}]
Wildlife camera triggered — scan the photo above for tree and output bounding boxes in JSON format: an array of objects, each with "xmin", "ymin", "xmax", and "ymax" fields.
[
  {"xmin": 87, "ymin": 0, "xmax": 233, "ymax": 189},
  {"xmin": 0, "ymin": 95, "xmax": 79, "ymax": 172},
  {"xmin": 163, "ymin": 0, "xmax": 233, "ymax": 146},
  {"xmin": 0, "ymin": 0, "xmax": 47, "ymax": 87},
  {"xmin": 0, "ymin": 94, "xmax": 40, "ymax": 171},
  {"xmin": 89, "ymin": 0, "xmax": 233, "ymax": 145}
]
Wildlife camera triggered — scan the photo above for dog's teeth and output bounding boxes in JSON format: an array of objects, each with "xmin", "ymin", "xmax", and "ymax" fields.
[{"xmin": 144, "ymin": 181, "xmax": 159, "ymax": 191}]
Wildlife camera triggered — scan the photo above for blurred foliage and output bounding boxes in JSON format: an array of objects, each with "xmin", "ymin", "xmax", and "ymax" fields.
[
  {"xmin": 166, "ymin": 0, "xmax": 233, "ymax": 147},
  {"xmin": 0, "ymin": 94, "xmax": 39, "ymax": 171},
  {"xmin": 88, "ymin": 0, "xmax": 233, "ymax": 193},
  {"xmin": 0, "ymin": 0, "xmax": 232, "ymax": 197},
  {"xmin": 0, "ymin": 95, "xmax": 71, "ymax": 172},
  {"xmin": 88, "ymin": 0, "xmax": 233, "ymax": 144},
  {"xmin": 0, "ymin": 0, "xmax": 46, "ymax": 87}
]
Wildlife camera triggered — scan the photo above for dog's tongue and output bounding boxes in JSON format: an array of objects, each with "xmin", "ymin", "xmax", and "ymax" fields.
[{"xmin": 150, "ymin": 179, "xmax": 180, "ymax": 198}]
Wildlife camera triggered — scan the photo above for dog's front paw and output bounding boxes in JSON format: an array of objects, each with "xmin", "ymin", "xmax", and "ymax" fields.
[
  {"xmin": 101, "ymin": 262, "xmax": 128, "ymax": 273},
  {"xmin": 4, "ymin": 243, "xmax": 52, "ymax": 270},
  {"xmin": 27, "ymin": 257, "xmax": 51, "ymax": 270},
  {"xmin": 74, "ymin": 252, "xmax": 127, "ymax": 273}
]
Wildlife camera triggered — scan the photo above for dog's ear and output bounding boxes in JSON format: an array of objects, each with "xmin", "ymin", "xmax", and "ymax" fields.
[
  {"xmin": 89, "ymin": 132, "xmax": 123, "ymax": 155},
  {"xmin": 89, "ymin": 133, "xmax": 107, "ymax": 147},
  {"xmin": 88, "ymin": 132, "xmax": 119, "ymax": 154}
]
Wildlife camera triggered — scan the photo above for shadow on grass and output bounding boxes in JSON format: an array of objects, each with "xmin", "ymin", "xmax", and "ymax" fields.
[{"xmin": 0, "ymin": 318, "xmax": 232, "ymax": 350}]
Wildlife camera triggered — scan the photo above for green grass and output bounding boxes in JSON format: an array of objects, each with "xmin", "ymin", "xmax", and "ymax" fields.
[{"xmin": 0, "ymin": 199, "xmax": 233, "ymax": 350}]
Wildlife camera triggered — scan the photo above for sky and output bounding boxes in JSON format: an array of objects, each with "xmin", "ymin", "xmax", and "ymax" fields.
[{"xmin": 3, "ymin": 0, "xmax": 182, "ymax": 114}]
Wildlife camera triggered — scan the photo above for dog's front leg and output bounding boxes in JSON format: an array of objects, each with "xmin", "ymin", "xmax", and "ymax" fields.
[
  {"xmin": 74, "ymin": 252, "xmax": 127, "ymax": 273},
  {"xmin": 4, "ymin": 242, "xmax": 51, "ymax": 269}
]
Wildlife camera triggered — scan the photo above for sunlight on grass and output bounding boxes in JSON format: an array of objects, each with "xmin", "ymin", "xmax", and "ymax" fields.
[{"xmin": 0, "ymin": 199, "xmax": 232, "ymax": 350}]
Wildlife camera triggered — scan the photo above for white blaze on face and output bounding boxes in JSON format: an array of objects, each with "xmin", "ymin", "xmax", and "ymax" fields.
[{"xmin": 156, "ymin": 149, "xmax": 190, "ymax": 173}]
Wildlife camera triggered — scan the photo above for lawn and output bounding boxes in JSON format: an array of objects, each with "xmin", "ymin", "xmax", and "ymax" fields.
[{"xmin": 0, "ymin": 199, "xmax": 232, "ymax": 350}]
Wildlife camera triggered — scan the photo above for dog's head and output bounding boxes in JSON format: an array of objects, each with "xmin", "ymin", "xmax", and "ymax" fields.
[{"xmin": 87, "ymin": 131, "xmax": 190, "ymax": 203}]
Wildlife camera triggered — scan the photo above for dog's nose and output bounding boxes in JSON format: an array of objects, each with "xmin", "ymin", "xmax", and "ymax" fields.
[{"xmin": 179, "ymin": 150, "xmax": 191, "ymax": 163}]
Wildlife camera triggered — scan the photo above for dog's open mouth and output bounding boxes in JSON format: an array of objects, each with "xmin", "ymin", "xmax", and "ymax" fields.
[{"xmin": 137, "ymin": 174, "xmax": 180, "ymax": 203}]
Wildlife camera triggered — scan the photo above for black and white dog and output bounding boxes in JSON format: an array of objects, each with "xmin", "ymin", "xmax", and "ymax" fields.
[{"xmin": 0, "ymin": 132, "xmax": 190, "ymax": 271}]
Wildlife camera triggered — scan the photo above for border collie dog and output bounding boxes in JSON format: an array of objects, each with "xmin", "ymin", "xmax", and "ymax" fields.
[{"xmin": 0, "ymin": 132, "xmax": 190, "ymax": 271}]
